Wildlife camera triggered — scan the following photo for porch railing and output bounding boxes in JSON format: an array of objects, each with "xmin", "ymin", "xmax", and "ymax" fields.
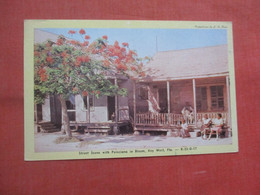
[
  {"xmin": 136, "ymin": 112, "xmax": 228, "ymax": 126},
  {"xmin": 136, "ymin": 113, "xmax": 182, "ymax": 126}
]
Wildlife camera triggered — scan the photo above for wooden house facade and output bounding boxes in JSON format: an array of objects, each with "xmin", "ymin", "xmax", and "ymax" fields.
[
  {"xmin": 133, "ymin": 45, "xmax": 231, "ymax": 134},
  {"xmin": 34, "ymin": 30, "xmax": 132, "ymax": 134},
  {"xmin": 39, "ymin": 77, "xmax": 132, "ymax": 134},
  {"xmin": 34, "ymin": 29, "xmax": 231, "ymax": 135}
]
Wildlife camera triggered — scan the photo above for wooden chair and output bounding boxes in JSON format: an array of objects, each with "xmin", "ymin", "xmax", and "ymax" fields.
[
  {"xmin": 208, "ymin": 128, "xmax": 221, "ymax": 140},
  {"xmin": 208, "ymin": 123, "xmax": 228, "ymax": 140}
]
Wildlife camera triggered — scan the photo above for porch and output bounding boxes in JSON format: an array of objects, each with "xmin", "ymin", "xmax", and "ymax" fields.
[
  {"xmin": 132, "ymin": 75, "xmax": 232, "ymax": 133},
  {"xmin": 136, "ymin": 112, "xmax": 228, "ymax": 127}
]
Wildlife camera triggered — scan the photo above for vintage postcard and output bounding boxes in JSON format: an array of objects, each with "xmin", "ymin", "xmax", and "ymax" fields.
[{"xmin": 24, "ymin": 20, "xmax": 238, "ymax": 161}]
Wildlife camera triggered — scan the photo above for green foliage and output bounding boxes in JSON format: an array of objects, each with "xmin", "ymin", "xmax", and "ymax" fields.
[
  {"xmin": 34, "ymin": 30, "xmax": 145, "ymax": 104},
  {"xmin": 118, "ymin": 88, "xmax": 128, "ymax": 96}
]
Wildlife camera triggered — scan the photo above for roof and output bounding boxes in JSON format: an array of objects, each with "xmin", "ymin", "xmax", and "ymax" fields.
[
  {"xmin": 34, "ymin": 29, "xmax": 60, "ymax": 43},
  {"xmin": 143, "ymin": 45, "xmax": 228, "ymax": 81}
]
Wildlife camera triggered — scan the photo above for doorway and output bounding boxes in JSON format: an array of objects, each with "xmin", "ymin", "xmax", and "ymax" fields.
[
  {"xmin": 35, "ymin": 104, "xmax": 42, "ymax": 122},
  {"xmin": 158, "ymin": 88, "xmax": 167, "ymax": 113},
  {"xmin": 107, "ymin": 96, "xmax": 115, "ymax": 120}
]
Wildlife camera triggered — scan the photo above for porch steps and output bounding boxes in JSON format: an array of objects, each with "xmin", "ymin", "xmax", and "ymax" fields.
[
  {"xmin": 70, "ymin": 121, "xmax": 131, "ymax": 135},
  {"xmin": 135, "ymin": 125, "xmax": 175, "ymax": 132},
  {"xmin": 38, "ymin": 121, "xmax": 60, "ymax": 133},
  {"xmin": 85, "ymin": 126, "xmax": 111, "ymax": 134},
  {"xmin": 135, "ymin": 125, "xmax": 196, "ymax": 133}
]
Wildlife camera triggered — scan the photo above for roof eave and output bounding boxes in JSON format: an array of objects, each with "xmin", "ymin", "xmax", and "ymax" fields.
[{"xmin": 138, "ymin": 72, "xmax": 229, "ymax": 82}]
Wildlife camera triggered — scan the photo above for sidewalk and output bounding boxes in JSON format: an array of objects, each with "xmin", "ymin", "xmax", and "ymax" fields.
[{"xmin": 35, "ymin": 132, "xmax": 233, "ymax": 153}]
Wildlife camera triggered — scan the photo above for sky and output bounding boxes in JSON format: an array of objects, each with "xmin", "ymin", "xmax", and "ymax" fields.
[{"xmin": 42, "ymin": 28, "xmax": 227, "ymax": 59}]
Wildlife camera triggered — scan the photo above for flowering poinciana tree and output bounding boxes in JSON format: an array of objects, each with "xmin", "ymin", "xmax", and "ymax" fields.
[{"xmin": 34, "ymin": 29, "xmax": 147, "ymax": 138}]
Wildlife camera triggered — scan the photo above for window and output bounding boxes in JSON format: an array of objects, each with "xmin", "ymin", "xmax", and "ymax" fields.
[
  {"xmin": 82, "ymin": 95, "xmax": 94, "ymax": 111},
  {"xmin": 196, "ymin": 87, "xmax": 207, "ymax": 111},
  {"xmin": 210, "ymin": 86, "xmax": 224, "ymax": 110}
]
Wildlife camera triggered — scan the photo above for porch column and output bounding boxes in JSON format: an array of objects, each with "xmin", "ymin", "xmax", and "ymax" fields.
[
  {"xmin": 115, "ymin": 78, "xmax": 118, "ymax": 123},
  {"xmin": 192, "ymin": 79, "xmax": 197, "ymax": 127},
  {"xmin": 87, "ymin": 95, "xmax": 90, "ymax": 123},
  {"xmin": 167, "ymin": 81, "xmax": 170, "ymax": 114},
  {"xmin": 226, "ymin": 76, "xmax": 231, "ymax": 127},
  {"xmin": 34, "ymin": 104, "xmax": 38, "ymax": 133},
  {"xmin": 34, "ymin": 104, "xmax": 38, "ymax": 123},
  {"xmin": 114, "ymin": 78, "xmax": 119, "ymax": 134},
  {"xmin": 133, "ymin": 80, "xmax": 136, "ymax": 131}
]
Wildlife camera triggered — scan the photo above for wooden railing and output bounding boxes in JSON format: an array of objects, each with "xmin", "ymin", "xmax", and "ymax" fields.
[
  {"xmin": 136, "ymin": 112, "xmax": 228, "ymax": 126},
  {"xmin": 136, "ymin": 113, "xmax": 182, "ymax": 126}
]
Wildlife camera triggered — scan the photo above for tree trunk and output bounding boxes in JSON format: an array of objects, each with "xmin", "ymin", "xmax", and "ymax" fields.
[{"xmin": 58, "ymin": 95, "xmax": 72, "ymax": 138}]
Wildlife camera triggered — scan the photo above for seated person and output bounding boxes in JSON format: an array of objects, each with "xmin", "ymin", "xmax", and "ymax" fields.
[
  {"xmin": 200, "ymin": 114, "xmax": 212, "ymax": 139},
  {"xmin": 180, "ymin": 119, "xmax": 191, "ymax": 138},
  {"xmin": 181, "ymin": 102, "xmax": 194, "ymax": 124},
  {"xmin": 208, "ymin": 113, "xmax": 224, "ymax": 140}
]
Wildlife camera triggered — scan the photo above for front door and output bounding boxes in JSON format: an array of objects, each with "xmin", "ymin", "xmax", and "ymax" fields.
[
  {"xmin": 35, "ymin": 104, "xmax": 42, "ymax": 122},
  {"xmin": 107, "ymin": 96, "xmax": 115, "ymax": 120},
  {"xmin": 50, "ymin": 95, "xmax": 62, "ymax": 125},
  {"xmin": 158, "ymin": 88, "xmax": 167, "ymax": 113}
]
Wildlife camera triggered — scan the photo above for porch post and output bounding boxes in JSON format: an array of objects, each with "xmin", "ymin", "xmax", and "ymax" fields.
[
  {"xmin": 114, "ymin": 77, "xmax": 118, "ymax": 134},
  {"xmin": 226, "ymin": 76, "xmax": 231, "ymax": 127},
  {"xmin": 87, "ymin": 95, "xmax": 90, "ymax": 123},
  {"xmin": 34, "ymin": 104, "xmax": 38, "ymax": 133},
  {"xmin": 167, "ymin": 81, "xmax": 170, "ymax": 114},
  {"xmin": 133, "ymin": 80, "xmax": 136, "ymax": 131},
  {"xmin": 192, "ymin": 79, "xmax": 197, "ymax": 127},
  {"xmin": 34, "ymin": 104, "xmax": 38, "ymax": 123}
]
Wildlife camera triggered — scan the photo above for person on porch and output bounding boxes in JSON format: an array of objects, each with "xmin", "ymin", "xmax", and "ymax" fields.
[
  {"xmin": 180, "ymin": 118, "xmax": 191, "ymax": 138},
  {"xmin": 181, "ymin": 102, "xmax": 194, "ymax": 124},
  {"xmin": 200, "ymin": 114, "xmax": 212, "ymax": 139},
  {"xmin": 208, "ymin": 113, "xmax": 224, "ymax": 140}
]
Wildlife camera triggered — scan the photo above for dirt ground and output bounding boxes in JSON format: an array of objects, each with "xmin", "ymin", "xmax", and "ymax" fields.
[{"xmin": 34, "ymin": 131, "xmax": 233, "ymax": 152}]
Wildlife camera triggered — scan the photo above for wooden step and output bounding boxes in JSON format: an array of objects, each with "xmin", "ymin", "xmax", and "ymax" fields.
[
  {"xmin": 40, "ymin": 125, "xmax": 57, "ymax": 130},
  {"xmin": 40, "ymin": 128, "xmax": 60, "ymax": 133},
  {"xmin": 87, "ymin": 127, "xmax": 111, "ymax": 129},
  {"xmin": 38, "ymin": 121, "xmax": 60, "ymax": 133},
  {"xmin": 85, "ymin": 129, "xmax": 110, "ymax": 133},
  {"xmin": 38, "ymin": 121, "xmax": 52, "ymax": 124},
  {"xmin": 40, "ymin": 123, "xmax": 57, "ymax": 127},
  {"xmin": 135, "ymin": 127, "xmax": 171, "ymax": 132}
]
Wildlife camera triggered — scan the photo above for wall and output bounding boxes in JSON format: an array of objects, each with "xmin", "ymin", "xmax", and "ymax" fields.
[
  {"xmin": 90, "ymin": 95, "xmax": 108, "ymax": 122},
  {"xmin": 171, "ymin": 81, "xmax": 194, "ymax": 113},
  {"xmin": 75, "ymin": 95, "xmax": 87, "ymax": 122},
  {"xmin": 74, "ymin": 95, "xmax": 108, "ymax": 122}
]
